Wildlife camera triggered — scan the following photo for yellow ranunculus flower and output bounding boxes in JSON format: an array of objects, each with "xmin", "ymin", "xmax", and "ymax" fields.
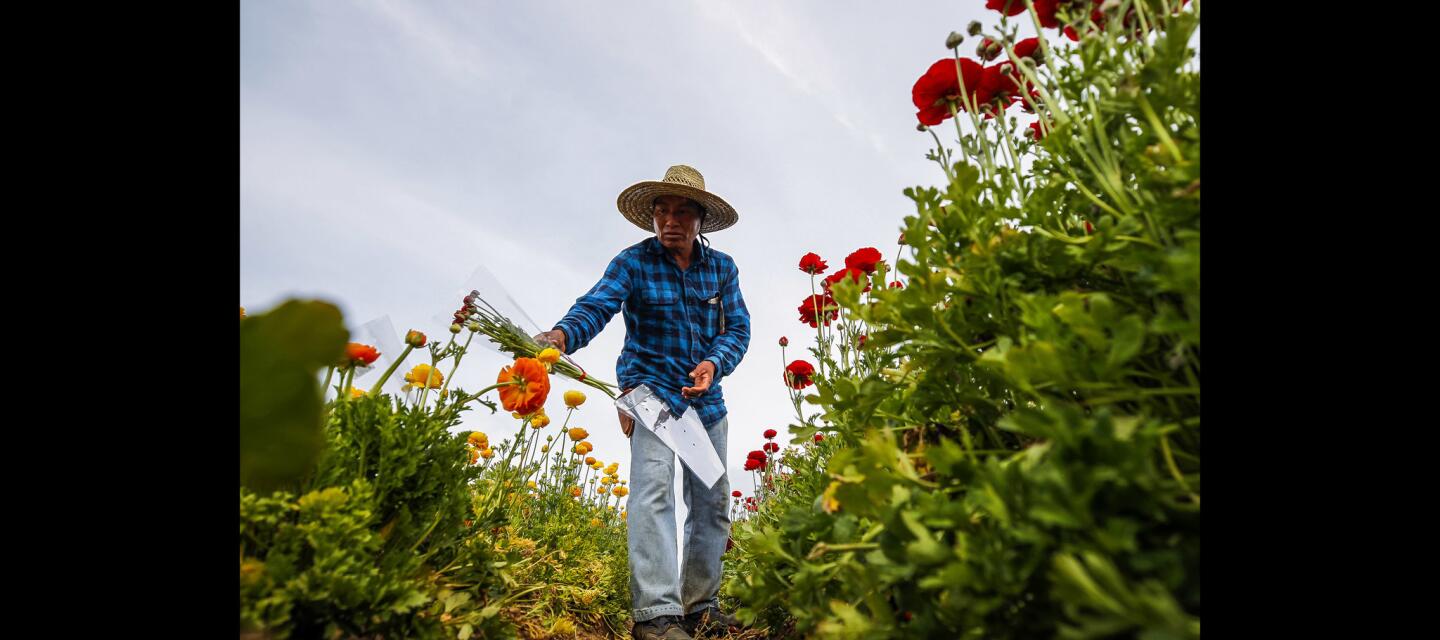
[
  {"xmin": 531, "ymin": 411, "xmax": 550, "ymax": 429},
  {"xmin": 604, "ymin": 463, "xmax": 619, "ymax": 475},
  {"xmin": 621, "ymin": 510, "xmax": 627, "ymax": 521},
  {"xmin": 467, "ymin": 432, "xmax": 489, "ymax": 449},
  {"xmin": 612, "ymin": 486, "xmax": 629, "ymax": 497},
  {"xmin": 568, "ymin": 427, "xmax": 589, "ymax": 441},
  {"xmin": 569, "ymin": 486, "xmax": 582, "ymax": 498},
  {"xmin": 527, "ymin": 481, "xmax": 537, "ymax": 489},
  {"xmin": 403, "ymin": 363, "xmax": 444, "ymax": 389},
  {"xmin": 589, "ymin": 518, "xmax": 602, "ymax": 528},
  {"xmin": 600, "ymin": 476, "xmax": 614, "ymax": 485},
  {"xmin": 564, "ymin": 390, "xmax": 587, "ymax": 408},
  {"xmin": 822, "ymin": 481, "xmax": 841, "ymax": 513},
  {"xmin": 541, "ymin": 445, "xmax": 550, "ymax": 453},
  {"xmin": 537, "ymin": 347, "xmax": 562, "ymax": 366},
  {"xmin": 597, "ymin": 486, "xmax": 609, "ymax": 495},
  {"xmin": 481, "ymin": 448, "xmax": 495, "ymax": 460},
  {"xmin": 591, "ymin": 461, "xmax": 602, "ymax": 470},
  {"xmin": 350, "ymin": 387, "xmax": 366, "ymax": 398}
]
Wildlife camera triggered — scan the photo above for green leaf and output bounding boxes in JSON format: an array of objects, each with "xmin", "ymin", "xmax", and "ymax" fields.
[
  {"xmin": 240, "ymin": 299, "xmax": 348, "ymax": 491},
  {"xmin": 458, "ymin": 623, "xmax": 474, "ymax": 640}
]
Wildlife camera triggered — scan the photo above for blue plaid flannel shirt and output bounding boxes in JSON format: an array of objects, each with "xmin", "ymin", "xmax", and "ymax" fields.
[{"xmin": 554, "ymin": 237, "xmax": 750, "ymax": 427}]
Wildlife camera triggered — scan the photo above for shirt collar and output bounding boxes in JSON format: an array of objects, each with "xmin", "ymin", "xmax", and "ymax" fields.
[{"xmin": 646, "ymin": 236, "xmax": 708, "ymax": 265}]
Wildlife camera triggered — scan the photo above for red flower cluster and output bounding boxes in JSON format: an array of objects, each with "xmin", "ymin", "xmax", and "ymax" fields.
[
  {"xmin": 798, "ymin": 252, "xmax": 828, "ymax": 275},
  {"xmin": 744, "ymin": 449, "xmax": 767, "ymax": 471},
  {"xmin": 912, "ymin": 53, "xmax": 1036, "ymax": 125},
  {"xmin": 763, "ymin": 428, "xmax": 778, "ymax": 439},
  {"xmin": 785, "ymin": 360, "xmax": 815, "ymax": 389},
  {"xmin": 985, "ymin": 0, "xmax": 1026, "ymax": 17},
  {"xmin": 844, "ymin": 247, "xmax": 883, "ymax": 274},
  {"xmin": 798, "ymin": 294, "xmax": 838, "ymax": 328},
  {"xmin": 763, "ymin": 442, "xmax": 780, "ymax": 454}
]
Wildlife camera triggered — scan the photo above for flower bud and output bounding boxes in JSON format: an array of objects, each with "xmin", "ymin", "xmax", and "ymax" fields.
[
  {"xmin": 467, "ymin": 321, "xmax": 481, "ymax": 332},
  {"xmin": 967, "ymin": 20, "xmax": 982, "ymax": 36},
  {"xmin": 449, "ymin": 323, "xmax": 462, "ymax": 334},
  {"xmin": 405, "ymin": 330, "xmax": 427, "ymax": 347},
  {"xmin": 779, "ymin": 336, "xmax": 789, "ymax": 347},
  {"xmin": 946, "ymin": 31, "xmax": 965, "ymax": 50},
  {"xmin": 916, "ymin": 123, "xmax": 928, "ymax": 132}
]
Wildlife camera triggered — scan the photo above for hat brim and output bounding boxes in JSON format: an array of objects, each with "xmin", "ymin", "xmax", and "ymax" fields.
[{"xmin": 617, "ymin": 181, "xmax": 738, "ymax": 234}]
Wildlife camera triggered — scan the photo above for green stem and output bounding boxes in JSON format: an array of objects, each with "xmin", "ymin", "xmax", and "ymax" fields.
[
  {"xmin": 321, "ymin": 366, "xmax": 336, "ymax": 401},
  {"xmin": 368, "ymin": 344, "xmax": 416, "ymax": 397},
  {"xmin": 440, "ymin": 331, "xmax": 476, "ymax": 396},
  {"xmin": 1160, "ymin": 434, "xmax": 1199, "ymax": 505}
]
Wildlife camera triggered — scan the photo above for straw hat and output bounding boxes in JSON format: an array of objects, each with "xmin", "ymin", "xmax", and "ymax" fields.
[{"xmin": 616, "ymin": 165, "xmax": 738, "ymax": 234}]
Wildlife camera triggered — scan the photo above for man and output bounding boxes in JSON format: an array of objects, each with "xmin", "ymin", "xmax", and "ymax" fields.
[{"xmin": 534, "ymin": 165, "xmax": 751, "ymax": 640}]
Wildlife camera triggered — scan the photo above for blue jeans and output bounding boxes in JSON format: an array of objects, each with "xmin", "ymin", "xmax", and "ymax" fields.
[{"xmin": 627, "ymin": 415, "xmax": 730, "ymax": 622}]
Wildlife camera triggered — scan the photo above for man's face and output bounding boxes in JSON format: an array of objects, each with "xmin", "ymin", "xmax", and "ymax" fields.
[{"xmin": 652, "ymin": 195, "xmax": 703, "ymax": 252}]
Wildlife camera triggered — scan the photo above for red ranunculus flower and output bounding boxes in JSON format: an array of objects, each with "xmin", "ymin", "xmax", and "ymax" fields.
[
  {"xmin": 785, "ymin": 360, "xmax": 816, "ymax": 389},
  {"xmin": 890, "ymin": 281, "xmax": 905, "ymax": 289},
  {"xmin": 814, "ymin": 433, "xmax": 824, "ymax": 442},
  {"xmin": 1035, "ymin": 0, "xmax": 1061, "ymax": 28},
  {"xmin": 345, "ymin": 342, "xmax": 381, "ymax": 367},
  {"xmin": 748, "ymin": 450, "xmax": 767, "ymax": 461},
  {"xmin": 798, "ymin": 293, "xmax": 839, "ymax": 327},
  {"xmin": 744, "ymin": 458, "xmax": 762, "ymax": 471},
  {"xmin": 798, "ymin": 252, "xmax": 828, "ymax": 275},
  {"xmin": 1029, "ymin": 120, "xmax": 1045, "ymax": 140},
  {"xmin": 1013, "ymin": 37, "xmax": 1041, "ymax": 64},
  {"xmin": 857, "ymin": 335, "xmax": 867, "ymax": 349},
  {"xmin": 1084, "ymin": 220, "xmax": 1094, "ymax": 234},
  {"xmin": 732, "ymin": 490, "xmax": 742, "ymax": 498},
  {"xmin": 978, "ymin": 62, "xmax": 1025, "ymax": 115},
  {"xmin": 913, "ymin": 58, "xmax": 985, "ymax": 125},
  {"xmin": 844, "ymin": 247, "xmax": 883, "ymax": 274},
  {"xmin": 763, "ymin": 428, "xmax": 778, "ymax": 439},
  {"xmin": 985, "ymin": 0, "xmax": 1026, "ymax": 16},
  {"xmin": 764, "ymin": 442, "xmax": 780, "ymax": 453},
  {"xmin": 823, "ymin": 267, "xmax": 871, "ymax": 292}
]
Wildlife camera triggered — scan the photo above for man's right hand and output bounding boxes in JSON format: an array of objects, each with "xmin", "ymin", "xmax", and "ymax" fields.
[
  {"xmin": 533, "ymin": 328, "xmax": 567, "ymax": 353},
  {"xmin": 617, "ymin": 387, "xmax": 635, "ymax": 438}
]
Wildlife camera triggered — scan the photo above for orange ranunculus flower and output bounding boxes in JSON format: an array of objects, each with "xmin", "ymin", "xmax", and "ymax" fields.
[
  {"xmin": 404, "ymin": 363, "xmax": 443, "ymax": 389},
  {"xmin": 569, "ymin": 486, "xmax": 582, "ymax": 498},
  {"xmin": 604, "ymin": 463, "xmax": 619, "ymax": 475},
  {"xmin": 578, "ymin": 441, "xmax": 593, "ymax": 454},
  {"xmin": 468, "ymin": 448, "xmax": 480, "ymax": 464},
  {"xmin": 344, "ymin": 343, "xmax": 381, "ymax": 367},
  {"xmin": 497, "ymin": 357, "xmax": 550, "ymax": 415},
  {"xmin": 564, "ymin": 390, "xmax": 586, "ymax": 408},
  {"xmin": 405, "ymin": 329, "xmax": 427, "ymax": 347},
  {"xmin": 597, "ymin": 486, "xmax": 609, "ymax": 495},
  {"xmin": 613, "ymin": 486, "xmax": 629, "ymax": 497},
  {"xmin": 467, "ymin": 431, "xmax": 489, "ymax": 449},
  {"xmin": 531, "ymin": 411, "xmax": 550, "ymax": 429},
  {"xmin": 585, "ymin": 456, "xmax": 596, "ymax": 465},
  {"xmin": 621, "ymin": 510, "xmax": 627, "ymax": 520},
  {"xmin": 589, "ymin": 518, "xmax": 602, "ymax": 527},
  {"xmin": 481, "ymin": 448, "xmax": 495, "ymax": 460},
  {"xmin": 350, "ymin": 387, "xmax": 366, "ymax": 398},
  {"xmin": 568, "ymin": 427, "xmax": 589, "ymax": 442}
]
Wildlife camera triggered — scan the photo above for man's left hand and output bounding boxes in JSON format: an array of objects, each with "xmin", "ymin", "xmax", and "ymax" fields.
[{"xmin": 682, "ymin": 360, "xmax": 717, "ymax": 398}]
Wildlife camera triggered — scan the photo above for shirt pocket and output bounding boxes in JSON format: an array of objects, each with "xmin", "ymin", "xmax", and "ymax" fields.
[{"xmin": 689, "ymin": 286, "xmax": 723, "ymax": 342}]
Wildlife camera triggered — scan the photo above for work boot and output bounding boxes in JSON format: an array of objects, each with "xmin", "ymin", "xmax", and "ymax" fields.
[
  {"xmin": 681, "ymin": 607, "xmax": 744, "ymax": 637},
  {"xmin": 632, "ymin": 615, "xmax": 693, "ymax": 640}
]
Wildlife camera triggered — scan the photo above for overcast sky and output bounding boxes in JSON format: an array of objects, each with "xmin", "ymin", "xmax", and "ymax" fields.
[{"xmin": 240, "ymin": 1, "xmax": 1084, "ymax": 503}]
